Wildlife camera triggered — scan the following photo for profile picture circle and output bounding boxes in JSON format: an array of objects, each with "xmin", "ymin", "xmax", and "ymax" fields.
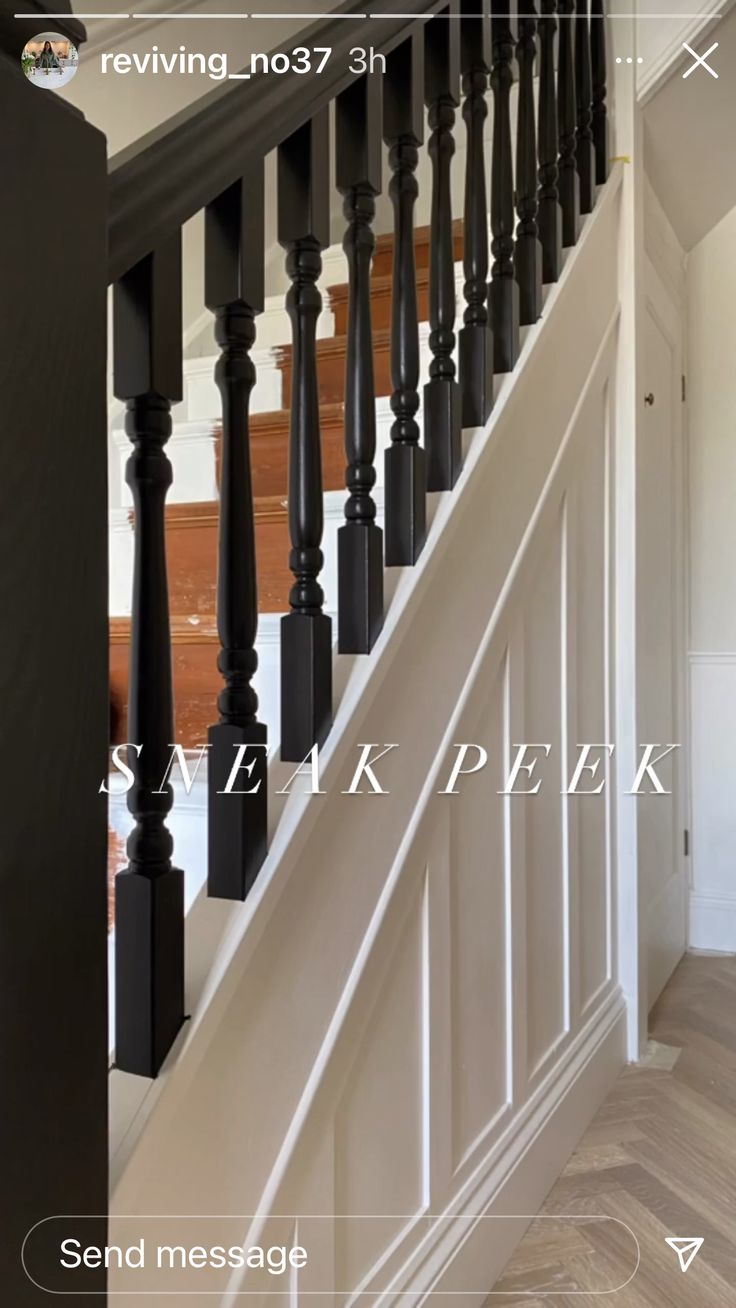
[{"xmin": 22, "ymin": 32, "xmax": 79, "ymax": 89}]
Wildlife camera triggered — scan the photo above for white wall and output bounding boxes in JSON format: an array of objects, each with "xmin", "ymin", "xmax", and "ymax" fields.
[{"xmin": 687, "ymin": 202, "xmax": 736, "ymax": 950}]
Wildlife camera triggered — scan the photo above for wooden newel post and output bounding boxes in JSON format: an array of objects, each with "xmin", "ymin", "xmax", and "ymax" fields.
[
  {"xmin": 113, "ymin": 236, "xmax": 185, "ymax": 1079},
  {"xmin": 205, "ymin": 170, "xmax": 268, "ymax": 901},
  {"xmin": 537, "ymin": 0, "xmax": 564, "ymax": 283},
  {"xmin": 383, "ymin": 34, "xmax": 427, "ymax": 565},
  {"xmin": 424, "ymin": 4, "xmax": 462, "ymax": 490},
  {"xmin": 1, "ymin": 22, "xmax": 109, "ymax": 1294},
  {"xmin": 336, "ymin": 74, "xmax": 384, "ymax": 654},
  {"xmin": 489, "ymin": 0, "xmax": 520, "ymax": 373},
  {"xmin": 279, "ymin": 112, "xmax": 333, "ymax": 762},
  {"xmin": 459, "ymin": 0, "xmax": 494, "ymax": 428},
  {"xmin": 515, "ymin": 0, "xmax": 544, "ymax": 325}
]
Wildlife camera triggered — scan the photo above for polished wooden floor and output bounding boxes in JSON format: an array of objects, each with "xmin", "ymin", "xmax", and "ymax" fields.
[{"xmin": 487, "ymin": 953, "xmax": 736, "ymax": 1305}]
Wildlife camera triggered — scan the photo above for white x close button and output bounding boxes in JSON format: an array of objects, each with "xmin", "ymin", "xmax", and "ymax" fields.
[{"xmin": 682, "ymin": 41, "xmax": 719, "ymax": 78}]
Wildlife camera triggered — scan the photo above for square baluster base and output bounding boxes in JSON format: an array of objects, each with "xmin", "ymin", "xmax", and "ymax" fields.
[
  {"xmin": 338, "ymin": 522, "xmax": 384, "ymax": 654},
  {"xmin": 577, "ymin": 139, "xmax": 596, "ymax": 215},
  {"xmin": 490, "ymin": 276, "xmax": 521, "ymax": 375},
  {"xmin": 208, "ymin": 720, "xmax": 268, "ymax": 901},
  {"xmin": 560, "ymin": 167, "xmax": 581, "ymax": 248},
  {"xmin": 424, "ymin": 377, "xmax": 463, "ymax": 491},
  {"xmin": 385, "ymin": 442, "xmax": 427, "ymax": 566},
  {"xmin": 114, "ymin": 863, "xmax": 185, "ymax": 1078},
  {"xmin": 459, "ymin": 322, "xmax": 494, "ymax": 428},
  {"xmin": 594, "ymin": 115, "xmax": 610, "ymax": 187},
  {"xmin": 280, "ymin": 610, "xmax": 333, "ymax": 762},
  {"xmin": 514, "ymin": 235, "xmax": 544, "ymax": 327},
  {"xmin": 538, "ymin": 196, "xmax": 563, "ymax": 285}
]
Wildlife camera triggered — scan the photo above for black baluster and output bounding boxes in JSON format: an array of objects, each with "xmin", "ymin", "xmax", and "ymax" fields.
[
  {"xmin": 336, "ymin": 74, "xmax": 384, "ymax": 655},
  {"xmin": 558, "ymin": 0, "xmax": 581, "ymax": 246},
  {"xmin": 575, "ymin": 0, "xmax": 595, "ymax": 214},
  {"xmin": 113, "ymin": 236, "xmax": 184, "ymax": 1079},
  {"xmin": 591, "ymin": 0, "xmax": 609, "ymax": 185},
  {"xmin": 383, "ymin": 34, "xmax": 426, "ymax": 565},
  {"xmin": 205, "ymin": 170, "xmax": 268, "ymax": 902},
  {"xmin": 424, "ymin": 5, "xmax": 462, "ymax": 490},
  {"xmin": 279, "ymin": 112, "xmax": 332, "ymax": 762},
  {"xmin": 459, "ymin": 0, "xmax": 494, "ymax": 427},
  {"xmin": 515, "ymin": 0, "xmax": 543, "ymax": 325},
  {"xmin": 537, "ymin": 0, "xmax": 563, "ymax": 283},
  {"xmin": 489, "ymin": 0, "xmax": 520, "ymax": 373}
]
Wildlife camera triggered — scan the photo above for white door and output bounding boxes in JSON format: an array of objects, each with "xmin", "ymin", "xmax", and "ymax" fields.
[{"xmin": 638, "ymin": 260, "xmax": 688, "ymax": 1011}]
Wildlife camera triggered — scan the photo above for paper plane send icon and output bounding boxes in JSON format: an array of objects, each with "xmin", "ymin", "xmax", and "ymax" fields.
[{"xmin": 665, "ymin": 1237, "xmax": 704, "ymax": 1273}]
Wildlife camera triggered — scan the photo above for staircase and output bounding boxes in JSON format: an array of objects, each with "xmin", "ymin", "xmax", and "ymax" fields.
[
  {"xmin": 3, "ymin": 0, "xmax": 638, "ymax": 1300},
  {"xmin": 108, "ymin": 163, "xmax": 628, "ymax": 1301}
]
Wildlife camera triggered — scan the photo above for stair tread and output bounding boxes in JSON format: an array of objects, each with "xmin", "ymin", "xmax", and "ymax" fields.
[
  {"xmin": 328, "ymin": 257, "xmax": 465, "ymax": 306},
  {"xmin": 121, "ymin": 492, "xmax": 290, "ymax": 520},
  {"xmin": 111, "ymin": 614, "xmax": 219, "ymax": 640},
  {"xmin": 275, "ymin": 324, "xmax": 394, "ymax": 363},
  {"xmin": 250, "ymin": 401, "xmax": 344, "ymax": 431},
  {"xmin": 371, "ymin": 218, "xmax": 463, "ymax": 267},
  {"xmin": 329, "ymin": 266, "xmax": 429, "ymax": 303}
]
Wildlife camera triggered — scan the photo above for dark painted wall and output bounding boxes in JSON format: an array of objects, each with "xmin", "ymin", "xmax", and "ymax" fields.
[{"xmin": 0, "ymin": 46, "xmax": 109, "ymax": 1305}]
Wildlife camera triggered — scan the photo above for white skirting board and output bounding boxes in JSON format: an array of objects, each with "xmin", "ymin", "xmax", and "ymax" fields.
[
  {"xmin": 689, "ymin": 893, "xmax": 736, "ymax": 953},
  {"xmin": 687, "ymin": 653, "xmax": 736, "ymax": 954}
]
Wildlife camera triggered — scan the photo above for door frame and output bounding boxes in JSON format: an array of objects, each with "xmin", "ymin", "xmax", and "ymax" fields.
[{"xmin": 640, "ymin": 254, "xmax": 690, "ymax": 1011}]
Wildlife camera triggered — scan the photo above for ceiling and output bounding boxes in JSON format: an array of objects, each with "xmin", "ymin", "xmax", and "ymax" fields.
[{"xmin": 643, "ymin": 2, "xmax": 736, "ymax": 250}]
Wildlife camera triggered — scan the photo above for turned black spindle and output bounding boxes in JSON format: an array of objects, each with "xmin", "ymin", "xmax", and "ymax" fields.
[
  {"xmin": 424, "ymin": 6, "xmax": 462, "ymax": 490},
  {"xmin": 489, "ymin": 0, "xmax": 520, "ymax": 373},
  {"xmin": 279, "ymin": 112, "xmax": 332, "ymax": 762},
  {"xmin": 205, "ymin": 170, "xmax": 268, "ymax": 902},
  {"xmin": 575, "ymin": 0, "xmax": 595, "ymax": 214},
  {"xmin": 515, "ymin": 0, "xmax": 543, "ymax": 325},
  {"xmin": 537, "ymin": 0, "xmax": 563, "ymax": 283},
  {"xmin": 383, "ymin": 34, "xmax": 426, "ymax": 565},
  {"xmin": 590, "ymin": 0, "xmax": 609, "ymax": 185},
  {"xmin": 113, "ymin": 236, "xmax": 184, "ymax": 1079},
  {"xmin": 459, "ymin": 0, "xmax": 493, "ymax": 427},
  {"xmin": 557, "ymin": 0, "xmax": 581, "ymax": 246},
  {"xmin": 336, "ymin": 75, "xmax": 384, "ymax": 655}
]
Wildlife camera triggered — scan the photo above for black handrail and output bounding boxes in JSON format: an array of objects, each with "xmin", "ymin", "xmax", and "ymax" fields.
[{"xmin": 108, "ymin": 0, "xmax": 447, "ymax": 284}]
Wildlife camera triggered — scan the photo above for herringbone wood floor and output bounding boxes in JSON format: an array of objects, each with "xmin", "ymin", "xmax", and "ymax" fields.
[{"xmin": 486, "ymin": 953, "xmax": 736, "ymax": 1305}]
